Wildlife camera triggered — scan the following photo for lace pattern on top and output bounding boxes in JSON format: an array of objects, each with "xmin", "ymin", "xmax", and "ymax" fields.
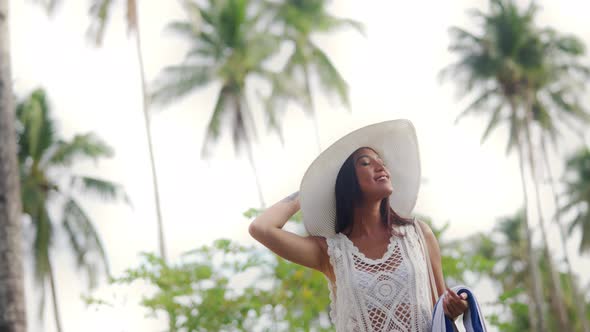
[{"xmin": 326, "ymin": 223, "xmax": 432, "ymax": 332}]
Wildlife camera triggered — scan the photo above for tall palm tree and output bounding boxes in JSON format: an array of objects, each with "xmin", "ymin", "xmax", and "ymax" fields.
[
  {"xmin": 519, "ymin": 29, "xmax": 590, "ymax": 332},
  {"xmin": 0, "ymin": 1, "xmax": 28, "ymax": 330},
  {"xmin": 444, "ymin": 1, "xmax": 590, "ymax": 329},
  {"xmin": 441, "ymin": 1, "xmax": 549, "ymax": 329},
  {"xmin": 264, "ymin": 0, "xmax": 363, "ymax": 151},
  {"xmin": 529, "ymin": 39, "xmax": 590, "ymax": 329},
  {"xmin": 85, "ymin": 0, "xmax": 169, "ymax": 263},
  {"xmin": 16, "ymin": 88, "xmax": 128, "ymax": 332},
  {"xmin": 35, "ymin": 0, "xmax": 170, "ymax": 262},
  {"xmin": 151, "ymin": 0, "xmax": 280, "ymax": 207}
]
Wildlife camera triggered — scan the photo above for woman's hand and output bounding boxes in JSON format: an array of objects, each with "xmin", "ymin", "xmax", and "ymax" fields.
[{"xmin": 443, "ymin": 287, "xmax": 468, "ymax": 320}]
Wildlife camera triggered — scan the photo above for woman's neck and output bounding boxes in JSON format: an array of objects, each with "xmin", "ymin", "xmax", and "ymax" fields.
[{"xmin": 350, "ymin": 199, "xmax": 387, "ymax": 238}]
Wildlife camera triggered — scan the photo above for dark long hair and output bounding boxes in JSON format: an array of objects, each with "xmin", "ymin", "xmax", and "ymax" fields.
[{"xmin": 335, "ymin": 147, "xmax": 414, "ymax": 236}]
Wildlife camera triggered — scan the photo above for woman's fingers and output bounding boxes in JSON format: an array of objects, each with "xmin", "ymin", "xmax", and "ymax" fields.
[
  {"xmin": 443, "ymin": 295, "xmax": 459, "ymax": 317},
  {"xmin": 444, "ymin": 288, "xmax": 469, "ymax": 317}
]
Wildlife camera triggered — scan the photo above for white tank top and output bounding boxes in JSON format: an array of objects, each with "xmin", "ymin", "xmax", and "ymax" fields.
[{"xmin": 326, "ymin": 222, "xmax": 433, "ymax": 331}]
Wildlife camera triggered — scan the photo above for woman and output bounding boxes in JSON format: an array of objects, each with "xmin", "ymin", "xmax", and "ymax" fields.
[{"xmin": 249, "ymin": 120, "xmax": 467, "ymax": 331}]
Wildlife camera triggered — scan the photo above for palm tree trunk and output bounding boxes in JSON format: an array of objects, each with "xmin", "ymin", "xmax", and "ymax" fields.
[
  {"xmin": 132, "ymin": 7, "xmax": 167, "ymax": 262},
  {"xmin": 523, "ymin": 100, "xmax": 570, "ymax": 331},
  {"xmin": 516, "ymin": 140, "xmax": 546, "ymax": 332},
  {"xmin": 512, "ymin": 99, "xmax": 546, "ymax": 332},
  {"xmin": 0, "ymin": 1, "xmax": 27, "ymax": 330},
  {"xmin": 302, "ymin": 64, "xmax": 322, "ymax": 153},
  {"xmin": 47, "ymin": 258, "xmax": 63, "ymax": 332},
  {"xmin": 541, "ymin": 137, "xmax": 590, "ymax": 332}
]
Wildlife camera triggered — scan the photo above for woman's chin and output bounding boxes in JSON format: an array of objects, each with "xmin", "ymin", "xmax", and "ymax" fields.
[
  {"xmin": 383, "ymin": 186, "xmax": 394, "ymax": 197},
  {"xmin": 376, "ymin": 188, "xmax": 393, "ymax": 200}
]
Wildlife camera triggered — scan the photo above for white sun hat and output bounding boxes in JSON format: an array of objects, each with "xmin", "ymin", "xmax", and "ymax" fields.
[{"xmin": 299, "ymin": 119, "xmax": 421, "ymax": 238}]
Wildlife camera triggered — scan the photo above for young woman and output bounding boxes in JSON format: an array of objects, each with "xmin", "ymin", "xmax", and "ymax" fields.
[{"xmin": 249, "ymin": 120, "xmax": 468, "ymax": 331}]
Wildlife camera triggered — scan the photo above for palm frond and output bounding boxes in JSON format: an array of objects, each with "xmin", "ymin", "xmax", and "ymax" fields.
[
  {"xmin": 578, "ymin": 212, "xmax": 590, "ymax": 253},
  {"xmin": 20, "ymin": 175, "xmax": 47, "ymax": 218},
  {"xmin": 48, "ymin": 133, "xmax": 113, "ymax": 167},
  {"xmin": 560, "ymin": 148, "xmax": 590, "ymax": 253},
  {"xmin": 480, "ymin": 102, "xmax": 505, "ymax": 144},
  {"xmin": 201, "ymin": 85, "xmax": 231, "ymax": 158},
  {"xmin": 455, "ymin": 87, "xmax": 501, "ymax": 124},
  {"xmin": 151, "ymin": 65, "xmax": 214, "ymax": 106},
  {"xmin": 231, "ymin": 95, "xmax": 251, "ymax": 155},
  {"xmin": 32, "ymin": 206, "xmax": 53, "ymax": 320},
  {"xmin": 16, "ymin": 89, "xmax": 56, "ymax": 164},
  {"xmin": 86, "ymin": 0, "xmax": 115, "ymax": 46},
  {"xmin": 62, "ymin": 198, "xmax": 111, "ymax": 286},
  {"xmin": 262, "ymin": 69, "xmax": 307, "ymax": 141},
  {"xmin": 258, "ymin": 89, "xmax": 285, "ymax": 146},
  {"xmin": 309, "ymin": 43, "xmax": 349, "ymax": 108},
  {"xmin": 70, "ymin": 176, "xmax": 130, "ymax": 205},
  {"xmin": 318, "ymin": 15, "xmax": 366, "ymax": 36},
  {"xmin": 505, "ymin": 108, "xmax": 521, "ymax": 155},
  {"xmin": 165, "ymin": 20, "xmax": 201, "ymax": 42}
]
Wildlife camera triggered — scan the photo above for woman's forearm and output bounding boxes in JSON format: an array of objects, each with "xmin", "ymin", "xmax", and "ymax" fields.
[{"xmin": 249, "ymin": 192, "xmax": 300, "ymax": 232}]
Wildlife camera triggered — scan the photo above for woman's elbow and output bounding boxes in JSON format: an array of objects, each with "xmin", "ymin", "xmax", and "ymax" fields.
[{"xmin": 248, "ymin": 220, "xmax": 265, "ymax": 241}]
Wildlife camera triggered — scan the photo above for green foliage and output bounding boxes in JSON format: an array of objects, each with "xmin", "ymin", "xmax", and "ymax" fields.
[
  {"xmin": 90, "ymin": 211, "xmax": 493, "ymax": 331},
  {"xmin": 87, "ymin": 204, "xmax": 590, "ymax": 331},
  {"xmin": 416, "ymin": 216, "xmax": 472, "ymax": 283},
  {"xmin": 442, "ymin": 0, "xmax": 590, "ymax": 154},
  {"xmin": 98, "ymin": 237, "xmax": 331, "ymax": 331},
  {"xmin": 561, "ymin": 147, "xmax": 590, "ymax": 254},
  {"xmin": 152, "ymin": 0, "xmax": 281, "ymax": 158},
  {"xmin": 261, "ymin": 0, "xmax": 363, "ymax": 140},
  {"xmin": 15, "ymin": 88, "xmax": 128, "ymax": 321}
]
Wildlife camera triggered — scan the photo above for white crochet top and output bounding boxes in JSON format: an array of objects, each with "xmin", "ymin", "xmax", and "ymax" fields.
[{"xmin": 326, "ymin": 222, "xmax": 433, "ymax": 331}]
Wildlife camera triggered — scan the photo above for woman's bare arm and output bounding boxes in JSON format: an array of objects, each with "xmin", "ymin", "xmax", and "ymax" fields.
[
  {"xmin": 417, "ymin": 220, "xmax": 467, "ymax": 318},
  {"xmin": 417, "ymin": 220, "xmax": 446, "ymax": 299},
  {"xmin": 248, "ymin": 192, "xmax": 330, "ymax": 275}
]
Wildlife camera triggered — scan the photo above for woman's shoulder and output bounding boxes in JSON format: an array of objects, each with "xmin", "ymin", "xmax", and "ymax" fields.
[{"xmin": 411, "ymin": 219, "xmax": 437, "ymax": 244}]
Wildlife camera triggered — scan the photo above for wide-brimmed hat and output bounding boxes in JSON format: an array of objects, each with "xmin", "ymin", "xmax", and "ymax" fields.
[{"xmin": 299, "ymin": 119, "xmax": 421, "ymax": 238}]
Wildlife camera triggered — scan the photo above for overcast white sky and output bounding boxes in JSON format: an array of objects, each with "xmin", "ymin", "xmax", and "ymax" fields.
[{"xmin": 10, "ymin": 0, "xmax": 590, "ymax": 331}]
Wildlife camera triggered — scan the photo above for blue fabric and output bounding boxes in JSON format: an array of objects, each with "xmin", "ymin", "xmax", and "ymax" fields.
[{"xmin": 431, "ymin": 285, "xmax": 488, "ymax": 332}]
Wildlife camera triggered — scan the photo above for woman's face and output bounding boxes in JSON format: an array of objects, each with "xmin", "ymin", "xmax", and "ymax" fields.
[{"xmin": 353, "ymin": 148, "xmax": 393, "ymax": 201}]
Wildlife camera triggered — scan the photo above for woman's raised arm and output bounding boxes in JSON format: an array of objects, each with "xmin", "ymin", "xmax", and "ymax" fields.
[{"xmin": 248, "ymin": 192, "xmax": 330, "ymax": 275}]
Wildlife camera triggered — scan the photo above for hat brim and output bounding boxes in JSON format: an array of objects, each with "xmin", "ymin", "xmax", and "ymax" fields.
[{"xmin": 299, "ymin": 119, "xmax": 421, "ymax": 238}]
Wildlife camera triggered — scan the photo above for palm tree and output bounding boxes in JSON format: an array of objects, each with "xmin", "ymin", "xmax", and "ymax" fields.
[
  {"xmin": 520, "ymin": 27, "xmax": 590, "ymax": 332},
  {"xmin": 85, "ymin": 0, "xmax": 169, "ymax": 263},
  {"xmin": 441, "ymin": 1, "xmax": 549, "ymax": 329},
  {"xmin": 35, "ymin": 0, "xmax": 169, "ymax": 263},
  {"xmin": 151, "ymin": 0, "xmax": 281, "ymax": 207},
  {"xmin": 263, "ymin": 0, "xmax": 363, "ymax": 151},
  {"xmin": 16, "ymin": 88, "xmax": 128, "ymax": 332},
  {"xmin": 0, "ymin": 1, "xmax": 28, "ymax": 330}
]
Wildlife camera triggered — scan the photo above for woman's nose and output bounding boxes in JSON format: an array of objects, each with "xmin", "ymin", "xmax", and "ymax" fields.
[{"xmin": 375, "ymin": 161, "xmax": 385, "ymax": 171}]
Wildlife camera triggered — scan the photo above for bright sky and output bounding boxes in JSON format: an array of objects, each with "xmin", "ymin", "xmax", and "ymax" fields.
[{"xmin": 10, "ymin": 0, "xmax": 590, "ymax": 331}]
